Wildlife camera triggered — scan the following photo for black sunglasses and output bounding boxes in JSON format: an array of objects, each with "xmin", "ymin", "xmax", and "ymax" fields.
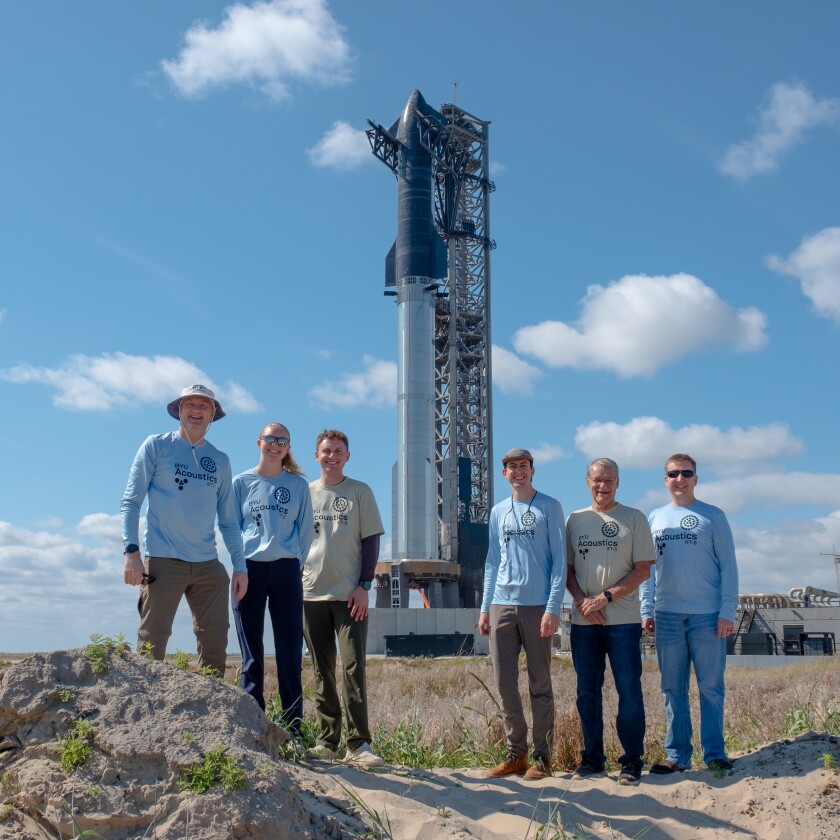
[
  {"xmin": 260, "ymin": 435, "xmax": 290, "ymax": 446},
  {"xmin": 666, "ymin": 469, "xmax": 695, "ymax": 479}
]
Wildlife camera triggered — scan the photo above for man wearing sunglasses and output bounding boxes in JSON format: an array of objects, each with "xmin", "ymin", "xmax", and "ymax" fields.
[{"xmin": 641, "ymin": 454, "xmax": 738, "ymax": 775}]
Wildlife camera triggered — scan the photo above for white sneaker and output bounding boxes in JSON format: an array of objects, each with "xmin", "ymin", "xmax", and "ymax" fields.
[
  {"xmin": 344, "ymin": 742, "xmax": 384, "ymax": 767},
  {"xmin": 308, "ymin": 744, "xmax": 338, "ymax": 760}
]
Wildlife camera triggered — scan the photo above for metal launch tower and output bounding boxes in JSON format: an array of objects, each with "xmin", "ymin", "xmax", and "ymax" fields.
[{"xmin": 367, "ymin": 90, "xmax": 494, "ymax": 608}]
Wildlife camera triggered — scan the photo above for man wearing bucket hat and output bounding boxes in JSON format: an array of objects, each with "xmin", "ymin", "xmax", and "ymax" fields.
[{"xmin": 121, "ymin": 384, "xmax": 248, "ymax": 674}]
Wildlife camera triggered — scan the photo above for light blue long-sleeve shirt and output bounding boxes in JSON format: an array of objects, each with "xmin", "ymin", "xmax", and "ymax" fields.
[
  {"xmin": 640, "ymin": 500, "xmax": 739, "ymax": 622},
  {"xmin": 481, "ymin": 492, "xmax": 566, "ymax": 615},
  {"xmin": 120, "ymin": 431, "xmax": 245, "ymax": 573},
  {"xmin": 233, "ymin": 469, "xmax": 313, "ymax": 569}
]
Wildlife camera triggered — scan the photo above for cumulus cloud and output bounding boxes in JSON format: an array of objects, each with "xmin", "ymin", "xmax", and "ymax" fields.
[
  {"xmin": 162, "ymin": 0, "xmax": 351, "ymax": 101},
  {"xmin": 530, "ymin": 443, "xmax": 566, "ymax": 464},
  {"xmin": 575, "ymin": 417, "xmax": 804, "ymax": 473},
  {"xmin": 719, "ymin": 81, "xmax": 840, "ymax": 180},
  {"xmin": 0, "ymin": 352, "xmax": 262, "ymax": 414},
  {"xmin": 492, "ymin": 345, "xmax": 543, "ymax": 395},
  {"xmin": 513, "ymin": 273, "xmax": 767, "ymax": 377},
  {"xmin": 307, "ymin": 121, "xmax": 370, "ymax": 169},
  {"xmin": 309, "ymin": 355, "xmax": 396, "ymax": 409},
  {"xmin": 636, "ymin": 471, "xmax": 840, "ymax": 516},
  {"xmin": 767, "ymin": 227, "xmax": 840, "ymax": 325}
]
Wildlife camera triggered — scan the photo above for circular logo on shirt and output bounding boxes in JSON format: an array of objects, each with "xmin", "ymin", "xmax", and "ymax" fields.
[
  {"xmin": 200, "ymin": 457, "xmax": 216, "ymax": 473},
  {"xmin": 274, "ymin": 487, "xmax": 291, "ymax": 504},
  {"xmin": 601, "ymin": 521, "xmax": 619, "ymax": 538},
  {"xmin": 680, "ymin": 514, "xmax": 699, "ymax": 530},
  {"xmin": 332, "ymin": 496, "xmax": 350, "ymax": 512},
  {"xmin": 521, "ymin": 511, "xmax": 536, "ymax": 526}
]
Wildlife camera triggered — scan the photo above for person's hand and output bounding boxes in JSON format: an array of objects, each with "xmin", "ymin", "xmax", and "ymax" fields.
[
  {"xmin": 123, "ymin": 552, "xmax": 144, "ymax": 586},
  {"xmin": 718, "ymin": 618, "xmax": 734, "ymax": 638},
  {"xmin": 642, "ymin": 618, "xmax": 655, "ymax": 635},
  {"xmin": 540, "ymin": 612, "xmax": 559, "ymax": 638},
  {"xmin": 348, "ymin": 586, "xmax": 369, "ymax": 621},
  {"xmin": 231, "ymin": 571, "xmax": 248, "ymax": 602},
  {"xmin": 478, "ymin": 612, "xmax": 491, "ymax": 636},
  {"xmin": 579, "ymin": 594, "xmax": 609, "ymax": 617}
]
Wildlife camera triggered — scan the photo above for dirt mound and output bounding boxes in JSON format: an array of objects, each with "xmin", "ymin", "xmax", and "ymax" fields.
[{"xmin": 0, "ymin": 649, "xmax": 366, "ymax": 839}]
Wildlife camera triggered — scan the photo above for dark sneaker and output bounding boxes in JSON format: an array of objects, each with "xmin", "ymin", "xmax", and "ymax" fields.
[
  {"xmin": 649, "ymin": 760, "xmax": 688, "ymax": 775},
  {"xmin": 524, "ymin": 754, "xmax": 552, "ymax": 781},
  {"xmin": 487, "ymin": 751, "xmax": 528, "ymax": 778},
  {"xmin": 618, "ymin": 764, "xmax": 642, "ymax": 786},
  {"xmin": 571, "ymin": 762, "xmax": 605, "ymax": 779},
  {"xmin": 707, "ymin": 758, "xmax": 734, "ymax": 772}
]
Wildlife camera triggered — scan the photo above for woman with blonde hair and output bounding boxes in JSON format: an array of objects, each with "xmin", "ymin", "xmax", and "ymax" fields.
[{"xmin": 233, "ymin": 422, "xmax": 312, "ymax": 736}]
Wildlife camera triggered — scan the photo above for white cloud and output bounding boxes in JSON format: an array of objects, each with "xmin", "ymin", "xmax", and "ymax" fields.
[
  {"xmin": 767, "ymin": 227, "xmax": 840, "ymax": 325},
  {"xmin": 719, "ymin": 81, "xmax": 840, "ymax": 180},
  {"xmin": 309, "ymin": 355, "xmax": 396, "ymax": 409},
  {"xmin": 0, "ymin": 352, "xmax": 261, "ymax": 414},
  {"xmin": 513, "ymin": 273, "xmax": 767, "ymax": 377},
  {"xmin": 492, "ymin": 345, "xmax": 543, "ymax": 395},
  {"xmin": 490, "ymin": 160, "xmax": 508, "ymax": 176},
  {"xmin": 307, "ymin": 121, "xmax": 370, "ymax": 169},
  {"xmin": 162, "ymin": 0, "xmax": 351, "ymax": 101},
  {"xmin": 530, "ymin": 443, "xmax": 565, "ymax": 464},
  {"xmin": 636, "ymin": 471, "xmax": 840, "ymax": 516},
  {"xmin": 575, "ymin": 417, "xmax": 804, "ymax": 473}
]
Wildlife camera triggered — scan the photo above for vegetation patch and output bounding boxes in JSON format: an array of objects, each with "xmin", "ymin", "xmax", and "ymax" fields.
[
  {"xmin": 56, "ymin": 719, "xmax": 95, "ymax": 774},
  {"xmin": 180, "ymin": 745, "xmax": 247, "ymax": 795},
  {"xmin": 84, "ymin": 633, "xmax": 130, "ymax": 675}
]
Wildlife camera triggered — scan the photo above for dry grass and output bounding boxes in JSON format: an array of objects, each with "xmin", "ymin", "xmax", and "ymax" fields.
[{"xmin": 241, "ymin": 654, "xmax": 840, "ymax": 772}]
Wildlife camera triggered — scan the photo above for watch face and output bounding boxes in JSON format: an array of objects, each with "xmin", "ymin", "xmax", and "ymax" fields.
[
  {"xmin": 361, "ymin": 581, "xmax": 372, "ymax": 590},
  {"xmin": 124, "ymin": 544, "xmax": 139, "ymax": 554}
]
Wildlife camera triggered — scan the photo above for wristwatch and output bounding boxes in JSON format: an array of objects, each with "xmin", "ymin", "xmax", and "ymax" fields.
[
  {"xmin": 124, "ymin": 544, "xmax": 140, "ymax": 555},
  {"xmin": 603, "ymin": 590, "xmax": 613, "ymax": 603},
  {"xmin": 359, "ymin": 580, "xmax": 372, "ymax": 591}
]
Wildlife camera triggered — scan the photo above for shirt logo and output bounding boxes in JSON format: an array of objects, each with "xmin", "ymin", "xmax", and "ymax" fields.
[
  {"xmin": 332, "ymin": 496, "xmax": 350, "ymax": 513},
  {"xmin": 175, "ymin": 477, "xmax": 188, "ymax": 491},
  {"xmin": 521, "ymin": 511, "xmax": 536, "ymax": 527},
  {"xmin": 274, "ymin": 487, "xmax": 291, "ymax": 504},
  {"xmin": 601, "ymin": 521, "xmax": 619, "ymax": 538},
  {"xmin": 680, "ymin": 515, "xmax": 699, "ymax": 530},
  {"xmin": 200, "ymin": 456, "xmax": 216, "ymax": 473}
]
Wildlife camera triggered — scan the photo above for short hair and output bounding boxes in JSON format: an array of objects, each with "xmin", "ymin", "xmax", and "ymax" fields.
[
  {"xmin": 665, "ymin": 453, "xmax": 697, "ymax": 472},
  {"xmin": 260, "ymin": 422, "xmax": 304, "ymax": 476},
  {"xmin": 315, "ymin": 428, "xmax": 349, "ymax": 450},
  {"xmin": 586, "ymin": 457, "xmax": 619, "ymax": 480}
]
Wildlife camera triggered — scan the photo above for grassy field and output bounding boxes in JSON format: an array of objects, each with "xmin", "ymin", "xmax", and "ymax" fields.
[{"xmin": 256, "ymin": 653, "xmax": 840, "ymax": 771}]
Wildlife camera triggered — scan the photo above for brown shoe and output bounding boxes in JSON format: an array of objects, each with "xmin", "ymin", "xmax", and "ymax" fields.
[
  {"xmin": 524, "ymin": 755, "xmax": 552, "ymax": 780},
  {"xmin": 487, "ymin": 750, "xmax": 528, "ymax": 778}
]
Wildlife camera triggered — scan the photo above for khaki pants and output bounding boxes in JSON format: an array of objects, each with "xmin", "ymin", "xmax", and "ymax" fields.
[
  {"xmin": 489, "ymin": 603, "xmax": 554, "ymax": 757},
  {"xmin": 138, "ymin": 556, "xmax": 230, "ymax": 674}
]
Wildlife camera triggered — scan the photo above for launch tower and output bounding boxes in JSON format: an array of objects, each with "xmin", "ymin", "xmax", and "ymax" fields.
[{"xmin": 368, "ymin": 91, "xmax": 494, "ymax": 608}]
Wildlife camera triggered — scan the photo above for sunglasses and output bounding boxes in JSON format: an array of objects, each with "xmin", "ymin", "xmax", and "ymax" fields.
[
  {"xmin": 260, "ymin": 435, "xmax": 290, "ymax": 446},
  {"xmin": 666, "ymin": 469, "xmax": 695, "ymax": 479}
]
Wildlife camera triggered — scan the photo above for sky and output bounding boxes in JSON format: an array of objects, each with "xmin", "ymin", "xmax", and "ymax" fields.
[{"xmin": 2, "ymin": 1, "xmax": 839, "ymax": 652}]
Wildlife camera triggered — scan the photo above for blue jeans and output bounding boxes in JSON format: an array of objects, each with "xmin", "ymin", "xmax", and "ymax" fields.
[
  {"xmin": 233, "ymin": 558, "xmax": 303, "ymax": 734},
  {"xmin": 655, "ymin": 611, "xmax": 727, "ymax": 765},
  {"xmin": 570, "ymin": 622, "xmax": 645, "ymax": 770}
]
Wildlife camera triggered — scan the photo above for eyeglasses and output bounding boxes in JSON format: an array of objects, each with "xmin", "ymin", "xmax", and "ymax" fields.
[
  {"xmin": 589, "ymin": 477, "xmax": 617, "ymax": 485},
  {"xmin": 260, "ymin": 435, "xmax": 290, "ymax": 446},
  {"xmin": 666, "ymin": 469, "xmax": 695, "ymax": 479}
]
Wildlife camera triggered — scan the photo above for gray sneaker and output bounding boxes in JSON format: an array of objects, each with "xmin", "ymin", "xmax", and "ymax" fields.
[
  {"xmin": 308, "ymin": 744, "xmax": 338, "ymax": 760},
  {"xmin": 344, "ymin": 742, "xmax": 384, "ymax": 767}
]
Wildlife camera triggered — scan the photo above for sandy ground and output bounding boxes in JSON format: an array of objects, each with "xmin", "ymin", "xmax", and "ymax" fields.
[{"xmin": 297, "ymin": 731, "xmax": 840, "ymax": 839}]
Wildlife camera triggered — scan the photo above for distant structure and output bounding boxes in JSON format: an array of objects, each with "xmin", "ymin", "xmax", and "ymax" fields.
[{"xmin": 367, "ymin": 90, "xmax": 494, "ymax": 609}]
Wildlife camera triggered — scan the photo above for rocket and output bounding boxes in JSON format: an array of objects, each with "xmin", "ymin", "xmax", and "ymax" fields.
[{"xmin": 369, "ymin": 90, "xmax": 448, "ymax": 561}]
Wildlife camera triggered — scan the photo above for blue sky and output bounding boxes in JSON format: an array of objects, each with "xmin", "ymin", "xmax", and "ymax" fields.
[{"xmin": 2, "ymin": 1, "xmax": 839, "ymax": 652}]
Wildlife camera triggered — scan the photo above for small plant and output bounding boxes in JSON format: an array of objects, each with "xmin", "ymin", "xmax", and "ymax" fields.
[
  {"xmin": 85, "ymin": 785, "xmax": 102, "ymax": 797},
  {"xmin": 1, "ymin": 771, "xmax": 13, "ymax": 789},
  {"xmin": 257, "ymin": 761, "xmax": 274, "ymax": 779},
  {"xmin": 821, "ymin": 752, "xmax": 838, "ymax": 771},
  {"xmin": 58, "ymin": 688, "xmax": 76, "ymax": 704},
  {"xmin": 0, "ymin": 803, "xmax": 13, "ymax": 822},
  {"xmin": 85, "ymin": 633, "xmax": 130, "ymax": 674},
  {"xmin": 435, "ymin": 803, "xmax": 451, "ymax": 818},
  {"xmin": 180, "ymin": 745, "xmax": 247, "ymax": 795},
  {"xmin": 57, "ymin": 719, "xmax": 95, "ymax": 774},
  {"xmin": 336, "ymin": 780, "xmax": 393, "ymax": 840},
  {"xmin": 173, "ymin": 649, "xmax": 191, "ymax": 670},
  {"xmin": 199, "ymin": 665, "xmax": 223, "ymax": 680},
  {"xmin": 182, "ymin": 731, "xmax": 195, "ymax": 743},
  {"xmin": 138, "ymin": 641, "xmax": 155, "ymax": 660}
]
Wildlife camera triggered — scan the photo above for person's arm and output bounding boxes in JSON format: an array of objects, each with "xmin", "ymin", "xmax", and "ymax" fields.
[
  {"xmin": 216, "ymin": 464, "xmax": 247, "ymax": 601},
  {"xmin": 713, "ymin": 508, "xmax": 739, "ymax": 635},
  {"xmin": 544, "ymin": 500, "xmax": 566, "ymax": 617},
  {"xmin": 478, "ymin": 514, "xmax": 501, "ymax": 635},
  {"xmin": 578, "ymin": 561, "xmax": 652, "ymax": 618},
  {"xmin": 120, "ymin": 438, "xmax": 154, "ymax": 586},
  {"xmin": 296, "ymin": 480, "xmax": 314, "ymax": 567}
]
